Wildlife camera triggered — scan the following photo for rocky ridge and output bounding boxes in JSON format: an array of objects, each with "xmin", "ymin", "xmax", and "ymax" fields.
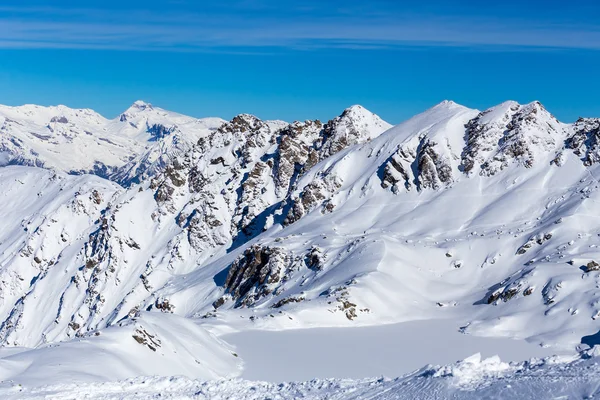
[{"xmin": 3, "ymin": 98, "xmax": 600, "ymax": 361}]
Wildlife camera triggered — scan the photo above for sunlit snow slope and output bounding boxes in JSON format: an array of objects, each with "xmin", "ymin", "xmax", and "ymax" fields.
[{"xmin": 2, "ymin": 99, "xmax": 600, "ymax": 390}]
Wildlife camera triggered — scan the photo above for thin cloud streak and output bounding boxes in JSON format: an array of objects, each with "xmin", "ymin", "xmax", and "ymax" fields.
[{"xmin": 1, "ymin": 7, "xmax": 600, "ymax": 52}]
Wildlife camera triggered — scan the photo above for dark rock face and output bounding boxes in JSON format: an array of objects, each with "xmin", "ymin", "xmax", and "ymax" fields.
[
  {"xmin": 379, "ymin": 101, "xmax": 593, "ymax": 195},
  {"xmin": 461, "ymin": 103, "xmax": 521, "ymax": 175},
  {"xmin": 273, "ymin": 121, "xmax": 322, "ymax": 197},
  {"xmin": 132, "ymin": 326, "xmax": 161, "ymax": 352},
  {"xmin": 417, "ymin": 141, "xmax": 453, "ymax": 190},
  {"xmin": 461, "ymin": 102, "xmax": 562, "ymax": 176},
  {"xmin": 585, "ymin": 261, "xmax": 600, "ymax": 273},
  {"xmin": 516, "ymin": 233, "xmax": 552, "ymax": 255},
  {"xmin": 50, "ymin": 116, "xmax": 69, "ymax": 124},
  {"xmin": 305, "ymin": 246, "xmax": 325, "ymax": 271},
  {"xmin": 223, "ymin": 245, "xmax": 289, "ymax": 307},
  {"xmin": 284, "ymin": 176, "xmax": 341, "ymax": 225},
  {"xmin": 271, "ymin": 296, "xmax": 305, "ymax": 309},
  {"xmin": 147, "ymin": 123, "xmax": 176, "ymax": 141},
  {"xmin": 485, "ymin": 274, "xmax": 531, "ymax": 305},
  {"xmin": 219, "ymin": 114, "xmax": 265, "ymax": 136},
  {"xmin": 380, "ymin": 147, "xmax": 414, "ymax": 192},
  {"xmin": 154, "ymin": 183, "xmax": 175, "ymax": 204},
  {"xmin": 487, "ymin": 287, "xmax": 520, "ymax": 304},
  {"xmin": 215, "ymin": 110, "xmax": 385, "ymax": 236},
  {"xmin": 566, "ymin": 118, "xmax": 600, "ymax": 166},
  {"xmin": 379, "ymin": 139, "xmax": 453, "ymax": 193}
]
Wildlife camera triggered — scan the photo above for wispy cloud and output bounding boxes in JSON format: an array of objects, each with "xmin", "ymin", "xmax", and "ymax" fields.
[{"xmin": 1, "ymin": 5, "xmax": 600, "ymax": 52}]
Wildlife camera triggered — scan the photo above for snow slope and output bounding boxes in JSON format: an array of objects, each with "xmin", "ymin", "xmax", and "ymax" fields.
[
  {"xmin": 0, "ymin": 312, "xmax": 241, "ymax": 385},
  {"xmin": 155, "ymin": 100, "xmax": 600, "ymax": 350},
  {"xmin": 223, "ymin": 319, "xmax": 555, "ymax": 382},
  {"xmin": 3, "ymin": 99, "xmax": 600, "ymax": 397},
  {"xmin": 1, "ymin": 352, "xmax": 599, "ymax": 399}
]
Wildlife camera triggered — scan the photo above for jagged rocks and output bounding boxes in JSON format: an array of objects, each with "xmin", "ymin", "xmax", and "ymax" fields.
[
  {"xmin": 68, "ymin": 321, "xmax": 80, "ymax": 331},
  {"xmin": 236, "ymin": 161, "xmax": 272, "ymax": 235},
  {"xmin": 462, "ymin": 102, "xmax": 521, "ymax": 174},
  {"xmin": 380, "ymin": 138, "xmax": 453, "ymax": 193},
  {"xmin": 224, "ymin": 245, "xmax": 290, "ymax": 307},
  {"xmin": 305, "ymin": 246, "xmax": 325, "ymax": 271},
  {"xmin": 487, "ymin": 281, "xmax": 525, "ymax": 304},
  {"xmin": 516, "ymin": 233, "xmax": 552, "ymax": 255},
  {"xmin": 284, "ymin": 176, "xmax": 342, "ymax": 226},
  {"xmin": 213, "ymin": 114, "xmax": 277, "ymax": 167},
  {"xmin": 516, "ymin": 240, "xmax": 534, "ymax": 255},
  {"xmin": 318, "ymin": 105, "xmax": 390, "ymax": 158},
  {"xmin": 584, "ymin": 261, "xmax": 600, "ymax": 273},
  {"xmin": 323, "ymin": 285, "xmax": 360, "ymax": 320},
  {"xmin": 536, "ymin": 233, "xmax": 553, "ymax": 245},
  {"xmin": 271, "ymin": 296, "xmax": 305, "ymax": 309},
  {"xmin": 154, "ymin": 183, "xmax": 175, "ymax": 204},
  {"xmin": 164, "ymin": 164, "xmax": 186, "ymax": 187},
  {"xmin": 212, "ymin": 296, "xmax": 227, "ymax": 310},
  {"xmin": 185, "ymin": 206, "xmax": 228, "ymax": 252},
  {"xmin": 8, "ymin": 99, "xmax": 600, "ymax": 354},
  {"xmin": 273, "ymin": 120, "xmax": 323, "ymax": 196},
  {"xmin": 132, "ymin": 327, "xmax": 161, "ymax": 352},
  {"xmin": 487, "ymin": 287, "xmax": 521, "ymax": 304},
  {"xmin": 417, "ymin": 140, "xmax": 453, "ymax": 190},
  {"xmin": 523, "ymin": 287, "xmax": 535, "ymax": 296},
  {"xmin": 566, "ymin": 118, "xmax": 600, "ymax": 166},
  {"xmin": 154, "ymin": 298, "xmax": 175, "ymax": 313},
  {"xmin": 91, "ymin": 190, "xmax": 102, "ymax": 205},
  {"xmin": 485, "ymin": 271, "xmax": 537, "ymax": 305},
  {"xmin": 340, "ymin": 300, "xmax": 358, "ymax": 320},
  {"xmin": 187, "ymin": 166, "xmax": 209, "ymax": 194},
  {"xmin": 461, "ymin": 101, "xmax": 563, "ymax": 176},
  {"xmin": 380, "ymin": 147, "xmax": 415, "ymax": 192},
  {"xmin": 147, "ymin": 123, "xmax": 175, "ymax": 141},
  {"xmin": 50, "ymin": 116, "xmax": 69, "ymax": 124},
  {"xmin": 218, "ymin": 114, "xmax": 265, "ymax": 136}
]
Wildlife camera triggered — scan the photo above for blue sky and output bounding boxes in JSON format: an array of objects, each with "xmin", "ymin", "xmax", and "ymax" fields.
[{"xmin": 1, "ymin": 0, "xmax": 599, "ymax": 123}]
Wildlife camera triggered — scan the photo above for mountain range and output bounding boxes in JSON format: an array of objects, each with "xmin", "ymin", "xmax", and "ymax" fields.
[{"xmin": 1, "ymin": 99, "xmax": 600, "ymax": 397}]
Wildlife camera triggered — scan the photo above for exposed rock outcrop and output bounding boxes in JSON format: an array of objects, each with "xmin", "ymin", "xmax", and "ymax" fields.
[{"xmin": 461, "ymin": 101, "xmax": 564, "ymax": 176}]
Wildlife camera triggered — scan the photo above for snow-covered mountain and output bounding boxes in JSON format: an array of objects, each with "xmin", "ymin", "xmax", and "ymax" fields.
[
  {"xmin": 0, "ymin": 101, "xmax": 224, "ymax": 184},
  {"xmin": 2, "ymin": 99, "xmax": 600, "ymax": 397}
]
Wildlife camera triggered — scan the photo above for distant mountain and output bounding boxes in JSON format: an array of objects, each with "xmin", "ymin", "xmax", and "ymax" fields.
[{"xmin": 0, "ymin": 101, "xmax": 224, "ymax": 185}]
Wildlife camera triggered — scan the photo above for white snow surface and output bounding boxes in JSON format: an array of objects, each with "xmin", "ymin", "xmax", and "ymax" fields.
[
  {"xmin": 0, "ymin": 312, "xmax": 241, "ymax": 385},
  {"xmin": 1, "ymin": 353, "xmax": 599, "ymax": 399},
  {"xmin": 2, "ymin": 99, "xmax": 600, "ymax": 398},
  {"xmin": 223, "ymin": 319, "xmax": 556, "ymax": 382}
]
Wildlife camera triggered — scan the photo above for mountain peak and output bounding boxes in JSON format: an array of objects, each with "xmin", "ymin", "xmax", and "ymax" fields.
[
  {"xmin": 419, "ymin": 100, "xmax": 472, "ymax": 118},
  {"xmin": 343, "ymin": 104, "xmax": 368, "ymax": 113},
  {"xmin": 321, "ymin": 104, "xmax": 392, "ymax": 145},
  {"xmin": 119, "ymin": 101, "xmax": 155, "ymax": 122},
  {"xmin": 437, "ymin": 99, "xmax": 457, "ymax": 106},
  {"xmin": 522, "ymin": 100, "xmax": 547, "ymax": 113},
  {"xmin": 338, "ymin": 104, "xmax": 382, "ymax": 121},
  {"xmin": 129, "ymin": 100, "xmax": 153, "ymax": 111},
  {"xmin": 432, "ymin": 100, "xmax": 465, "ymax": 109}
]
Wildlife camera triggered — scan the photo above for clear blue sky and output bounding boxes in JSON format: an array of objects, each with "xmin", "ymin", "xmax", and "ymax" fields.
[{"xmin": 1, "ymin": 0, "xmax": 599, "ymax": 123}]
